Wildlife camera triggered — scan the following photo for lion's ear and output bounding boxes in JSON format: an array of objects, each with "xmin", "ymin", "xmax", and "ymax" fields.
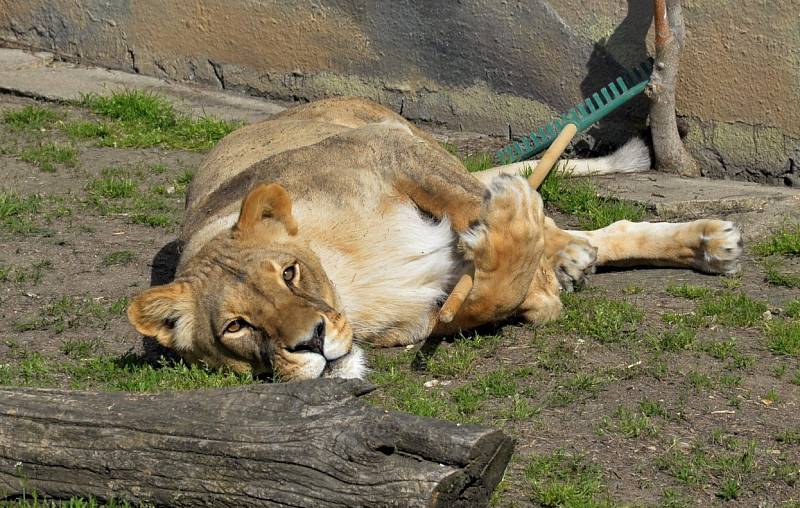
[
  {"xmin": 234, "ymin": 183, "xmax": 298, "ymax": 236},
  {"xmin": 127, "ymin": 282, "xmax": 194, "ymax": 349}
]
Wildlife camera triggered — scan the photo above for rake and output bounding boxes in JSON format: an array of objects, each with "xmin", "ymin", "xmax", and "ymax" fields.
[{"xmin": 495, "ymin": 58, "xmax": 654, "ymax": 165}]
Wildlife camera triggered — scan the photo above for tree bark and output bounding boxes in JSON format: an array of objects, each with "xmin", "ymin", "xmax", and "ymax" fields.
[
  {"xmin": 646, "ymin": 0, "xmax": 700, "ymax": 176},
  {"xmin": 0, "ymin": 380, "xmax": 513, "ymax": 507}
]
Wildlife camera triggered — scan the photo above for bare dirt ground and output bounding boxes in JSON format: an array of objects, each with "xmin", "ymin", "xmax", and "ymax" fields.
[{"xmin": 1, "ymin": 93, "xmax": 798, "ymax": 507}]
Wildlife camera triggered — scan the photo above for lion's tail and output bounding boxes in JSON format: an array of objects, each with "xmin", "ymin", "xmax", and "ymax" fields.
[{"xmin": 557, "ymin": 137, "xmax": 651, "ymax": 176}]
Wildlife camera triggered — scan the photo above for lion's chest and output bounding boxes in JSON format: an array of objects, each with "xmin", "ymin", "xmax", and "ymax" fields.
[{"xmin": 300, "ymin": 202, "xmax": 461, "ymax": 344}]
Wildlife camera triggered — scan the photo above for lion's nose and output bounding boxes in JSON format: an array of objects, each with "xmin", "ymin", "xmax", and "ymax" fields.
[{"xmin": 288, "ymin": 319, "xmax": 325, "ymax": 355}]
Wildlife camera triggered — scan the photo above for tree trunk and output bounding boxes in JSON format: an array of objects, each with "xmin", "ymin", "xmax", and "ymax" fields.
[
  {"xmin": 646, "ymin": 0, "xmax": 700, "ymax": 176},
  {"xmin": 0, "ymin": 380, "xmax": 513, "ymax": 507}
]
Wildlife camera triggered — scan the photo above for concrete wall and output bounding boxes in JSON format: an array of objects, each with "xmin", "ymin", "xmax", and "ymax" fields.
[{"xmin": 1, "ymin": 0, "xmax": 798, "ymax": 185}]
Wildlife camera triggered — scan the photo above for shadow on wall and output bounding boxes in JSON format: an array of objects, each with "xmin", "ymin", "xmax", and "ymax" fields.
[{"xmin": 579, "ymin": 0, "xmax": 654, "ymax": 152}]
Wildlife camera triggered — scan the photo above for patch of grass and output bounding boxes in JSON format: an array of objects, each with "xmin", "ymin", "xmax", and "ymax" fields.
[
  {"xmin": 174, "ymin": 169, "xmax": 194, "ymax": 193},
  {"xmin": 766, "ymin": 320, "xmax": 800, "ymax": 357},
  {"xmin": 0, "ymin": 350, "xmax": 254, "ymax": 392},
  {"xmin": 4, "ymin": 495, "xmax": 141, "ymax": 507},
  {"xmin": 716, "ymin": 478, "xmax": 741, "ymax": 501},
  {"xmin": 63, "ymin": 120, "xmax": 113, "ymax": 139},
  {"xmin": 20, "ymin": 260, "xmax": 51, "ymax": 285},
  {"xmin": 754, "ymin": 224, "xmax": 800, "ymax": 256},
  {"xmin": 16, "ymin": 351, "xmax": 55, "ymax": 386},
  {"xmin": 0, "ymin": 191, "xmax": 42, "ymax": 235},
  {"xmin": 65, "ymin": 356, "xmax": 254, "ymax": 391},
  {"xmin": 19, "ymin": 143, "xmax": 78, "ymax": 172},
  {"xmin": 657, "ymin": 437, "xmax": 758, "ymax": 492},
  {"xmin": 786, "ymin": 300, "xmax": 800, "ymax": 319},
  {"xmin": 622, "ymin": 284, "xmax": 643, "ymax": 295},
  {"xmin": 424, "ymin": 333, "xmax": 503, "ymax": 377},
  {"xmin": 659, "ymin": 488, "xmax": 692, "ymax": 508},
  {"xmin": 442, "ymin": 143, "xmax": 496, "ymax": 173},
  {"xmin": 452, "ymin": 368, "xmax": 517, "ymax": 415},
  {"xmin": 60, "ymin": 338, "xmax": 102, "ymax": 358},
  {"xmin": 545, "ymin": 372, "xmax": 608, "ymax": 409},
  {"xmin": 764, "ymin": 387, "xmax": 781, "ymax": 404},
  {"xmin": 776, "ymin": 428, "xmax": 800, "ymax": 445},
  {"xmin": 554, "ymin": 292, "xmax": 643, "ymax": 343},
  {"xmin": 130, "ymin": 210, "xmax": 171, "ymax": 227},
  {"xmin": 84, "ymin": 168, "xmax": 179, "ymax": 228},
  {"xmin": 498, "ymin": 394, "xmax": 542, "ymax": 421},
  {"xmin": 654, "ymin": 326, "xmax": 696, "ymax": 352},
  {"xmin": 15, "ymin": 295, "xmax": 126, "ymax": 334},
  {"xmin": 661, "ymin": 311, "xmax": 704, "ymax": 329},
  {"xmin": 686, "ymin": 371, "xmax": 713, "ymax": 391},
  {"xmin": 535, "ymin": 340, "xmax": 577, "ymax": 373},
  {"xmin": 611, "ymin": 405, "xmax": 658, "ymax": 438},
  {"xmin": 368, "ymin": 350, "xmax": 459, "ymax": 420},
  {"xmin": 102, "ymin": 250, "xmax": 135, "ymax": 266},
  {"xmin": 462, "ymin": 152, "xmax": 495, "ymax": 173},
  {"xmin": 87, "ymin": 172, "xmax": 137, "ymax": 199},
  {"xmin": 539, "ymin": 169, "xmax": 645, "ymax": 229},
  {"xmin": 2, "ymin": 105, "xmax": 60, "ymax": 130},
  {"xmin": 639, "ymin": 398, "xmax": 669, "ymax": 419},
  {"xmin": 720, "ymin": 374, "xmax": 742, "ymax": 388},
  {"xmin": 523, "ymin": 450, "xmax": 612, "ymax": 507},
  {"xmin": 0, "ymin": 260, "xmax": 53, "ymax": 285},
  {"xmin": 699, "ymin": 339, "xmax": 755, "ymax": 369},
  {"xmin": 129, "ymin": 194, "xmax": 175, "ymax": 228},
  {"xmin": 71, "ymin": 91, "xmax": 239, "ymax": 151},
  {"xmin": 697, "ymin": 291, "xmax": 767, "ymax": 327},
  {"xmin": 764, "ymin": 260, "xmax": 800, "ymax": 288},
  {"xmin": 369, "ymin": 347, "xmax": 520, "ymax": 423},
  {"xmin": 426, "ymin": 343, "xmax": 479, "ymax": 377},
  {"xmin": 666, "ymin": 283, "xmax": 711, "ymax": 299}
]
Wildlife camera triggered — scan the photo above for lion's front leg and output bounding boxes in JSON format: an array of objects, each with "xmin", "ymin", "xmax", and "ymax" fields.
[{"xmin": 433, "ymin": 174, "xmax": 548, "ymax": 335}]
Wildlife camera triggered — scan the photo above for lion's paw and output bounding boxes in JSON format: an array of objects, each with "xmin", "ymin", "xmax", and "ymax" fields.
[
  {"xmin": 693, "ymin": 220, "xmax": 743, "ymax": 275},
  {"xmin": 460, "ymin": 174, "xmax": 541, "ymax": 272},
  {"xmin": 555, "ymin": 240, "xmax": 598, "ymax": 292}
]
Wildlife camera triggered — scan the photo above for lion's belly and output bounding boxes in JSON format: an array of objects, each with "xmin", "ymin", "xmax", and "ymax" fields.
[{"xmin": 301, "ymin": 202, "xmax": 462, "ymax": 344}]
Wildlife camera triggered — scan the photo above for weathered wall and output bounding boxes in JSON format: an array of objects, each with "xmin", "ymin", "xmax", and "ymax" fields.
[{"xmin": 1, "ymin": 0, "xmax": 798, "ymax": 184}]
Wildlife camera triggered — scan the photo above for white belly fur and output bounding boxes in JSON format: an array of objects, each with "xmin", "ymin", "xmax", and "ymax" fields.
[{"xmin": 299, "ymin": 202, "xmax": 460, "ymax": 343}]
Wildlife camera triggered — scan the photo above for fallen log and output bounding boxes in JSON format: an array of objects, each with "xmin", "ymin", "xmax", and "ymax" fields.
[{"xmin": 0, "ymin": 379, "xmax": 513, "ymax": 507}]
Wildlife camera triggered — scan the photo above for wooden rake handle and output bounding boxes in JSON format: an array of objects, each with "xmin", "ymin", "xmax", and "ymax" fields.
[{"xmin": 438, "ymin": 123, "xmax": 578, "ymax": 324}]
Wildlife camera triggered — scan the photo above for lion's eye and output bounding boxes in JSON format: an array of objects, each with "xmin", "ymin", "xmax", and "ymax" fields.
[
  {"xmin": 224, "ymin": 319, "xmax": 248, "ymax": 334},
  {"xmin": 282, "ymin": 264, "xmax": 298, "ymax": 285}
]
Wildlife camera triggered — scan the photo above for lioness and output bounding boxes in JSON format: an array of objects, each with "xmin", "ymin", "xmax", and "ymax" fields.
[{"xmin": 128, "ymin": 97, "xmax": 742, "ymax": 381}]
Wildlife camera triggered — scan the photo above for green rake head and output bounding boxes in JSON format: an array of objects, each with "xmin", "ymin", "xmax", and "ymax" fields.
[{"xmin": 496, "ymin": 59, "xmax": 654, "ymax": 164}]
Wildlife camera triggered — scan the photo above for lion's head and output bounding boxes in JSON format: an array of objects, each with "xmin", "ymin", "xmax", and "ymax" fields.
[{"xmin": 127, "ymin": 183, "xmax": 365, "ymax": 381}]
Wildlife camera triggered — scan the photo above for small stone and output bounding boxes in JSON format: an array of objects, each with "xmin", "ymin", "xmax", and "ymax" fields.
[
  {"xmin": 763, "ymin": 310, "xmax": 772, "ymax": 321},
  {"xmin": 166, "ymin": 185, "xmax": 176, "ymax": 195}
]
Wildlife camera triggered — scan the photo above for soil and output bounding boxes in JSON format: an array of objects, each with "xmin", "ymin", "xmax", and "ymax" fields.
[{"xmin": 1, "ymin": 93, "xmax": 798, "ymax": 507}]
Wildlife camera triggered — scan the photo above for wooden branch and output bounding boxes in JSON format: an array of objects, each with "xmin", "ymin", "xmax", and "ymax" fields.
[
  {"xmin": 646, "ymin": 0, "xmax": 700, "ymax": 176},
  {"xmin": 653, "ymin": 0, "xmax": 671, "ymax": 47},
  {"xmin": 0, "ymin": 380, "xmax": 513, "ymax": 507}
]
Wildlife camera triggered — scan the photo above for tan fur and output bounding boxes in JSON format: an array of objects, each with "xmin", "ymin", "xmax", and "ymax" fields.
[{"xmin": 128, "ymin": 97, "xmax": 743, "ymax": 381}]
